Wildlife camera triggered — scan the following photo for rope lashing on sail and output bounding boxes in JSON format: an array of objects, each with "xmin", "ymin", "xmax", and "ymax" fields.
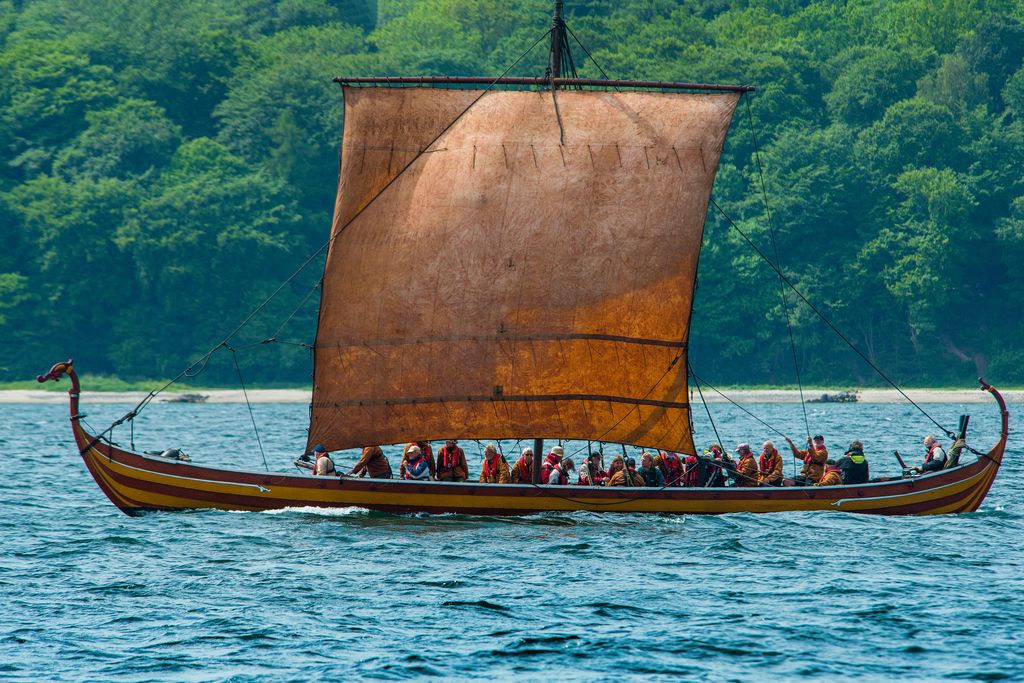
[
  {"xmin": 709, "ymin": 196, "xmax": 956, "ymax": 439},
  {"xmin": 89, "ymin": 27, "xmax": 557, "ymax": 443},
  {"xmin": 743, "ymin": 95, "xmax": 812, "ymax": 449}
]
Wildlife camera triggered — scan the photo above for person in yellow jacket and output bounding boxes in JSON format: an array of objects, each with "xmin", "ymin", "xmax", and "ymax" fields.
[
  {"xmin": 733, "ymin": 444, "xmax": 759, "ymax": 487},
  {"xmin": 815, "ymin": 459, "xmax": 843, "ymax": 487},
  {"xmin": 479, "ymin": 443, "xmax": 511, "ymax": 484},
  {"xmin": 784, "ymin": 434, "xmax": 828, "ymax": 484},
  {"xmin": 757, "ymin": 440, "xmax": 785, "ymax": 486}
]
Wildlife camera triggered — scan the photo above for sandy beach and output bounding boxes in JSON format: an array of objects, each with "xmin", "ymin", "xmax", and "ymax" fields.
[{"xmin": 1, "ymin": 387, "xmax": 1019, "ymax": 404}]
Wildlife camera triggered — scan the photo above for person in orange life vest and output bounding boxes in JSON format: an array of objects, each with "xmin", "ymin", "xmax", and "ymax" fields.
[
  {"xmin": 436, "ymin": 439, "xmax": 468, "ymax": 481},
  {"xmin": 402, "ymin": 445, "xmax": 431, "ymax": 480},
  {"xmin": 540, "ymin": 446, "xmax": 570, "ymax": 484},
  {"xmin": 815, "ymin": 459, "xmax": 843, "ymax": 487},
  {"xmin": 348, "ymin": 445, "xmax": 392, "ymax": 479},
  {"xmin": 704, "ymin": 444, "xmax": 732, "ymax": 487},
  {"xmin": 913, "ymin": 435, "xmax": 947, "ymax": 473},
  {"xmin": 733, "ymin": 443, "xmax": 759, "ymax": 487},
  {"xmin": 607, "ymin": 456, "xmax": 645, "ymax": 486},
  {"xmin": 639, "ymin": 452, "xmax": 666, "ymax": 487},
  {"xmin": 510, "ymin": 447, "xmax": 534, "ymax": 483},
  {"xmin": 784, "ymin": 434, "xmax": 828, "ymax": 485},
  {"xmin": 654, "ymin": 450, "xmax": 684, "ymax": 486},
  {"xmin": 311, "ymin": 444, "xmax": 336, "ymax": 476},
  {"xmin": 578, "ymin": 452, "xmax": 608, "ymax": 486},
  {"xmin": 479, "ymin": 443, "xmax": 511, "ymax": 484},
  {"xmin": 757, "ymin": 440, "xmax": 785, "ymax": 486},
  {"xmin": 401, "ymin": 441, "xmax": 435, "ymax": 479}
]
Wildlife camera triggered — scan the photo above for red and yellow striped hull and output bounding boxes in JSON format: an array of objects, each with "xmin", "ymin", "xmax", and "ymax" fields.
[
  {"xmin": 71, "ymin": 418, "xmax": 1005, "ymax": 517},
  {"xmin": 42, "ymin": 362, "xmax": 1008, "ymax": 517}
]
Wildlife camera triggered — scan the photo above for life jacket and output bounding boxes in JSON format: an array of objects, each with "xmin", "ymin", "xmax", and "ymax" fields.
[
  {"xmin": 315, "ymin": 454, "xmax": 336, "ymax": 475},
  {"xmin": 804, "ymin": 445, "xmax": 827, "ymax": 467},
  {"xmin": 682, "ymin": 454, "xmax": 699, "ymax": 487},
  {"xmin": 404, "ymin": 455, "xmax": 430, "ymax": 480},
  {"xmin": 438, "ymin": 445, "xmax": 464, "ymax": 470},
  {"xmin": 925, "ymin": 443, "xmax": 945, "ymax": 463},
  {"xmin": 818, "ymin": 465, "xmax": 843, "ymax": 486},
  {"xmin": 658, "ymin": 451, "xmax": 684, "ymax": 485},
  {"xmin": 540, "ymin": 453, "xmax": 563, "ymax": 484},
  {"xmin": 481, "ymin": 454, "xmax": 506, "ymax": 480},
  {"xmin": 759, "ymin": 449, "xmax": 781, "ymax": 477},
  {"xmin": 512, "ymin": 455, "xmax": 533, "ymax": 483}
]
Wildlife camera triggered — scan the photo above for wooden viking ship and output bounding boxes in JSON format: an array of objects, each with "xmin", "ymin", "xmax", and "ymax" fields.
[{"xmin": 40, "ymin": 3, "xmax": 1009, "ymax": 516}]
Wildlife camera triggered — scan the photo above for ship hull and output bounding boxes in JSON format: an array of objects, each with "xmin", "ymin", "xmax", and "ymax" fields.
[{"xmin": 72, "ymin": 419, "xmax": 1004, "ymax": 517}]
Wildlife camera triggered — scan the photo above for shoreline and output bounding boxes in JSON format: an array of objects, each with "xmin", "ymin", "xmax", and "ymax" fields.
[{"xmin": 1, "ymin": 388, "xmax": 1019, "ymax": 404}]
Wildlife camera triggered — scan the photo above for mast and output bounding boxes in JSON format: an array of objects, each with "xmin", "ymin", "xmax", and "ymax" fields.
[{"xmin": 533, "ymin": 1, "xmax": 564, "ymax": 483}]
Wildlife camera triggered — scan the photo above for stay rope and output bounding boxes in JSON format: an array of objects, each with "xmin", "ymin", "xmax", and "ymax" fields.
[
  {"xmin": 709, "ymin": 196, "xmax": 955, "ymax": 439},
  {"xmin": 744, "ymin": 96, "xmax": 811, "ymax": 449}
]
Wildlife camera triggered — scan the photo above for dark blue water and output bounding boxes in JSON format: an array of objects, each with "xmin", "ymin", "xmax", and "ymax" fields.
[{"xmin": 2, "ymin": 399, "xmax": 1021, "ymax": 681}]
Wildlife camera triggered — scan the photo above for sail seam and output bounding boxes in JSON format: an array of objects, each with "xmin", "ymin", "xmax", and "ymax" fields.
[
  {"xmin": 318, "ymin": 334, "xmax": 688, "ymax": 348},
  {"xmin": 314, "ymin": 395, "xmax": 691, "ymax": 410}
]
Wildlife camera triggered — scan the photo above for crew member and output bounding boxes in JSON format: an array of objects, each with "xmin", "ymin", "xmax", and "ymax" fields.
[
  {"xmin": 540, "ymin": 446, "xmax": 567, "ymax": 484},
  {"xmin": 815, "ymin": 459, "xmax": 843, "ymax": 486},
  {"xmin": 733, "ymin": 443, "xmax": 758, "ymax": 487},
  {"xmin": 912, "ymin": 435, "xmax": 946, "ymax": 473},
  {"xmin": 479, "ymin": 443, "xmax": 511, "ymax": 484},
  {"xmin": 401, "ymin": 441, "xmax": 435, "ymax": 480},
  {"xmin": 436, "ymin": 439, "xmax": 469, "ymax": 481},
  {"xmin": 348, "ymin": 445, "xmax": 392, "ymax": 479},
  {"xmin": 402, "ymin": 445, "xmax": 431, "ymax": 480},
  {"xmin": 704, "ymin": 444, "xmax": 732, "ymax": 487},
  {"xmin": 578, "ymin": 452, "xmax": 608, "ymax": 486},
  {"xmin": 837, "ymin": 440, "xmax": 870, "ymax": 484},
  {"xmin": 639, "ymin": 452, "xmax": 665, "ymax": 487},
  {"xmin": 606, "ymin": 457, "xmax": 645, "ymax": 486},
  {"xmin": 312, "ymin": 444, "xmax": 336, "ymax": 476},
  {"xmin": 654, "ymin": 450, "xmax": 684, "ymax": 486},
  {"xmin": 510, "ymin": 447, "xmax": 534, "ymax": 483},
  {"xmin": 757, "ymin": 440, "xmax": 784, "ymax": 486},
  {"xmin": 785, "ymin": 434, "xmax": 828, "ymax": 485}
]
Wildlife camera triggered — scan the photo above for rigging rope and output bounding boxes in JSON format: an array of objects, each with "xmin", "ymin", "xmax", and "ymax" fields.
[
  {"xmin": 230, "ymin": 347, "xmax": 269, "ymax": 472},
  {"xmin": 687, "ymin": 365, "xmax": 788, "ymax": 439},
  {"xmin": 743, "ymin": 95, "xmax": 811, "ymax": 442},
  {"xmin": 688, "ymin": 359, "xmax": 727, "ymax": 453},
  {"xmin": 709, "ymin": 196, "xmax": 955, "ymax": 439}
]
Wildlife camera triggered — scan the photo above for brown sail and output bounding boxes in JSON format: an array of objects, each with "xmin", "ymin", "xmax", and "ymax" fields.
[{"xmin": 308, "ymin": 86, "xmax": 740, "ymax": 454}]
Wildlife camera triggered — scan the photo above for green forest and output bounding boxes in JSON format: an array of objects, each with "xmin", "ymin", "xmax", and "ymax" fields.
[{"xmin": 2, "ymin": 0, "xmax": 1024, "ymax": 388}]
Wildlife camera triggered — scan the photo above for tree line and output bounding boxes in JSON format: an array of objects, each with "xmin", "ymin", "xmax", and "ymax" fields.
[{"xmin": 2, "ymin": 0, "xmax": 1023, "ymax": 387}]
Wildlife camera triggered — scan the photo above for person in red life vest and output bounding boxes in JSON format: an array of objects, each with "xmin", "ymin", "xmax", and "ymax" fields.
[
  {"xmin": 815, "ymin": 459, "xmax": 843, "ymax": 486},
  {"xmin": 402, "ymin": 445, "xmax": 431, "ymax": 480},
  {"xmin": 348, "ymin": 445, "xmax": 392, "ymax": 479},
  {"xmin": 654, "ymin": 450, "xmax": 684, "ymax": 486},
  {"xmin": 704, "ymin": 444, "xmax": 732, "ymax": 487},
  {"xmin": 479, "ymin": 443, "xmax": 511, "ymax": 484},
  {"xmin": 606, "ymin": 456, "xmax": 645, "ymax": 486},
  {"xmin": 912, "ymin": 435, "xmax": 947, "ymax": 473},
  {"xmin": 757, "ymin": 440, "xmax": 784, "ymax": 486},
  {"xmin": 784, "ymin": 434, "xmax": 828, "ymax": 485},
  {"xmin": 510, "ymin": 447, "xmax": 534, "ymax": 483},
  {"xmin": 435, "ymin": 439, "xmax": 468, "ymax": 481},
  {"xmin": 540, "ymin": 446, "xmax": 568, "ymax": 484},
  {"xmin": 578, "ymin": 452, "xmax": 608, "ymax": 486},
  {"xmin": 400, "ymin": 441, "xmax": 435, "ymax": 480},
  {"xmin": 732, "ymin": 443, "xmax": 758, "ymax": 487},
  {"xmin": 310, "ymin": 444, "xmax": 336, "ymax": 476}
]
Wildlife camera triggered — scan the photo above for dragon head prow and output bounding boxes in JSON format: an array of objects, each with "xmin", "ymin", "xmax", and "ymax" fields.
[{"xmin": 37, "ymin": 359, "xmax": 75, "ymax": 383}]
